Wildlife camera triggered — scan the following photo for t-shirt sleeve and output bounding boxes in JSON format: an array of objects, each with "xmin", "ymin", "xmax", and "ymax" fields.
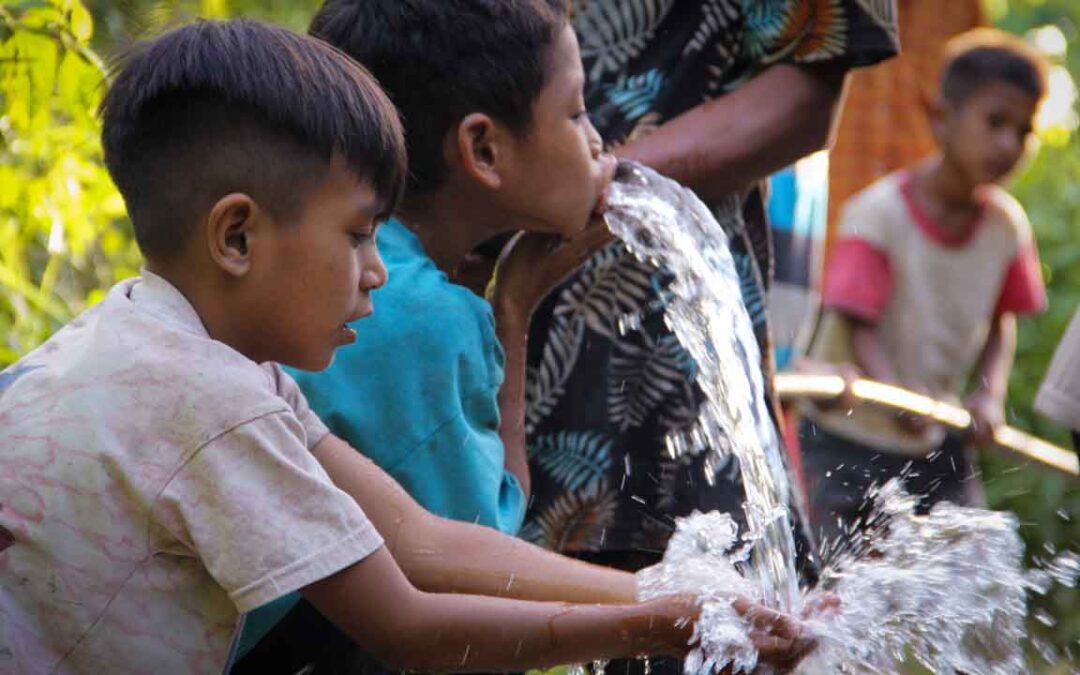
[
  {"xmin": 153, "ymin": 412, "xmax": 383, "ymax": 612},
  {"xmin": 822, "ymin": 184, "xmax": 896, "ymax": 322},
  {"xmin": 754, "ymin": 0, "xmax": 899, "ymax": 70},
  {"xmin": 263, "ymin": 362, "xmax": 330, "ymax": 449},
  {"xmin": 994, "ymin": 242, "xmax": 1046, "ymax": 316}
]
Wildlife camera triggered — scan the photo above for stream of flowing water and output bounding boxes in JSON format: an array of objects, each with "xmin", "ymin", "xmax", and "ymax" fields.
[
  {"xmin": 602, "ymin": 162, "xmax": 1077, "ymax": 673},
  {"xmin": 603, "ymin": 161, "xmax": 800, "ymax": 614}
]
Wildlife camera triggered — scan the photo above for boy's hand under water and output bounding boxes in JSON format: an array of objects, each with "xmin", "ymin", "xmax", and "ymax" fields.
[{"xmin": 734, "ymin": 599, "xmax": 814, "ymax": 673}]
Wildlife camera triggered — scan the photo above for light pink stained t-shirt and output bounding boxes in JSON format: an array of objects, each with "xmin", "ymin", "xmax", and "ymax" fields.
[
  {"xmin": 808, "ymin": 171, "xmax": 1046, "ymax": 455},
  {"xmin": 0, "ymin": 271, "xmax": 383, "ymax": 673}
]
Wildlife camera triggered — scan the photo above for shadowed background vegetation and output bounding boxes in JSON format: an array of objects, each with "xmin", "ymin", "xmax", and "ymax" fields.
[{"xmin": 1, "ymin": 0, "xmax": 1077, "ymax": 667}]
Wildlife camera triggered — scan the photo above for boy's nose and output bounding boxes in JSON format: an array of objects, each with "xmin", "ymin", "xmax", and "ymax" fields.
[
  {"xmin": 585, "ymin": 116, "xmax": 603, "ymax": 157},
  {"xmin": 361, "ymin": 253, "xmax": 388, "ymax": 291},
  {"xmin": 998, "ymin": 129, "xmax": 1023, "ymax": 157}
]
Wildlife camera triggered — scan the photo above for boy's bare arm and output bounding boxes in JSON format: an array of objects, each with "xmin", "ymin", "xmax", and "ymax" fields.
[
  {"xmin": 489, "ymin": 219, "xmax": 616, "ymax": 500},
  {"xmin": 965, "ymin": 312, "xmax": 1017, "ymax": 443},
  {"xmin": 310, "ymin": 434, "xmax": 816, "ymax": 671},
  {"xmin": 312, "ymin": 432, "xmax": 636, "ymax": 604},
  {"xmin": 849, "ymin": 319, "xmax": 899, "ymax": 385},
  {"xmin": 301, "ymin": 545, "xmax": 694, "ymax": 672},
  {"xmin": 614, "ymin": 62, "xmax": 849, "ymax": 203}
]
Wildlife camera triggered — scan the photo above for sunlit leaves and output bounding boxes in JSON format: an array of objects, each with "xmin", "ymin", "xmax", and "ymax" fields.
[{"xmin": 0, "ymin": 0, "xmax": 137, "ymax": 363}]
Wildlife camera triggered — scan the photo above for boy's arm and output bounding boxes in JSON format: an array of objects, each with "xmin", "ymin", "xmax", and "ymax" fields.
[
  {"xmin": 308, "ymin": 434, "xmax": 813, "ymax": 671},
  {"xmin": 965, "ymin": 312, "xmax": 1017, "ymax": 444},
  {"xmin": 302, "ymin": 545, "xmax": 694, "ymax": 671},
  {"xmin": 490, "ymin": 218, "xmax": 617, "ymax": 500},
  {"xmin": 312, "ymin": 431, "xmax": 636, "ymax": 603},
  {"xmin": 849, "ymin": 319, "xmax": 899, "ymax": 385}
]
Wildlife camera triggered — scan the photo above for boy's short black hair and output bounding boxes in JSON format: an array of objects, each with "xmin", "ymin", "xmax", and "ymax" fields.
[
  {"xmin": 101, "ymin": 19, "xmax": 407, "ymax": 261},
  {"xmin": 310, "ymin": 0, "xmax": 569, "ymax": 196},
  {"xmin": 940, "ymin": 28, "xmax": 1048, "ymax": 107}
]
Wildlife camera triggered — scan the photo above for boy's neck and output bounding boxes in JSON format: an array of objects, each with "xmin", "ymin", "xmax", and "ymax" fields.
[
  {"xmin": 910, "ymin": 156, "xmax": 985, "ymax": 236},
  {"xmin": 397, "ymin": 190, "xmax": 509, "ymax": 277},
  {"xmin": 918, "ymin": 155, "xmax": 981, "ymax": 210}
]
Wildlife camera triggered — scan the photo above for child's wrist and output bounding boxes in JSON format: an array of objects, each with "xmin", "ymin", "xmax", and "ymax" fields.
[{"xmin": 491, "ymin": 290, "xmax": 535, "ymax": 326}]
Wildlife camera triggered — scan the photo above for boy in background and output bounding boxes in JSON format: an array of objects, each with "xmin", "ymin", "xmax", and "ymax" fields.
[
  {"xmin": 0, "ymin": 20, "xmax": 811, "ymax": 674},
  {"xmin": 802, "ymin": 28, "xmax": 1048, "ymax": 543}
]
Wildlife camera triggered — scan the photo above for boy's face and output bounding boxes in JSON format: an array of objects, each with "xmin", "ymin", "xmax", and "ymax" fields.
[
  {"xmin": 244, "ymin": 159, "xmax": 387, "ymax": 371},
  {"xmin": 500, "ymin": 23, "xmax": 614, "ymax": 237},
  {"xmin": 939, "ymin": 81, "xmax": 1039, "ymax": 186}
]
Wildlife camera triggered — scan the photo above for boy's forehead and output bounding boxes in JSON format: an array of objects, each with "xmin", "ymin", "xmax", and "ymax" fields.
[
  {"xmin": 544, "ymin": 23, "xmax": 584, "ymax": 90},
  {"xmin": 967, "ymin": 80, "xmax": 1041, "ymax": 115},
  {"xmin": 309, "ymin": 159, "xmax": 382, "ymax": 214}
]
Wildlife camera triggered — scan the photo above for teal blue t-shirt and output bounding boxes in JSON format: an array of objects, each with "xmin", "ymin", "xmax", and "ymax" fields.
[{"xmin": 236, "ymin": 218, "xmax": 525, "ymax": 660}]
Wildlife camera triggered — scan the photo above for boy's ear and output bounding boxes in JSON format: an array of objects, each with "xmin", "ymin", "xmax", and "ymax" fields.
[
  {"xmin": 453, "ymin": 112, "xmax": 504, "ymax": 190},
  {"xmin": 206, "ymin": 193, "xmax": 260, "ymax": 277},
  {"xmin": 929, "ymin": 95, "xmax": 951, "ymax": 144}
]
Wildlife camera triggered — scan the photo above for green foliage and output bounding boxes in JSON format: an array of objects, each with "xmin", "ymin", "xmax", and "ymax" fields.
[
  {"xmin": 0, "ymin": 0, "xmax": 137, "ymax": 364},
  {"xmin": 84, "ymin": 0, "xmax": 321, "ymax": 50},
  {"xmin": 0, "ymin": 0, "xmax": 322, "ymax": 365},
  {"xmin": 982, "ymin": 0, "xmax": 1080, "ymax": 665}
]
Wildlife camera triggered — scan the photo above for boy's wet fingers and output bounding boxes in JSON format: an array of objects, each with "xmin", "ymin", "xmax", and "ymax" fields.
[
  {"xmin": 801, "ymin": 592, "xmax": 841, "ymax": 619},
  {"xmin": 740, "ymin": 604, "xmax": 803, "ymax": 641},
  {"xmin": 753, "ymin": 631, "xmax": 817, "ymax": 672}
]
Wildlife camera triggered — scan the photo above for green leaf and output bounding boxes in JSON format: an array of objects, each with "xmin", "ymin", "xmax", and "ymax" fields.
[{"xmin": 69, "ymin": 1, "xmax": 93, "ymax": 43}]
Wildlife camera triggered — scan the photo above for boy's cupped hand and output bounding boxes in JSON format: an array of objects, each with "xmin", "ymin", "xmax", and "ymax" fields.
[
  {"xmin": 488, "ymin": 155, "xmax": 618, "ymax": 318},
  {"xmin": 964, "ymin": 388, "xmax": 1005, "ymax": 446},
  {"xmin": 730, "ymin": 596, "xmax": 827, "ymax": 673},
  {"xmin": 489, "ymin": 214, "xmax": 614, "ymax": 319}
]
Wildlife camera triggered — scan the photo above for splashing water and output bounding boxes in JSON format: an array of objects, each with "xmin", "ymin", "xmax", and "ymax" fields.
[
  {"xmin": 603, "ymin": 163, "xmax": 1076, "ymax": 673},
  {"xmin": 802, "ymin": 479, "xmax": 1031, "ymax": 673},
  {"xmin": 604, "ymin": 162, "xmax": 800, "ymax": 613}
]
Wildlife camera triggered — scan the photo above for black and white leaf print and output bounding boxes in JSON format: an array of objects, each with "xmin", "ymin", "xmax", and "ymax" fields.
[
  {"xmin": 651, "ymin": 455, "xmax": 681, "ymax": 513},
  {"xmin": 683, "ymin": 0, "xmax": 741, "ymax": 57},
  {"xmin": 554, "ymin": 243, "xmax": 656, "ymax": 339},
  {"xmin": 657, "ymin": 387, "xmax": 700, "ymax": 435},
  {"xmin": 519, "ymin": 479, "xmax": 619, "ymax": 552},
  {"xmin": 530, "ymin": 430, "xmax": 614, "ymax": 493},
  {"xmin": 525, "ymin": 314, "xmax": 585, "ymax": 433},
  {"xmin": 608, "ymin": 333, "xmax": 695, "ymax": 431},
  {"xmin": 734, "ymin": 250, "xmax": 767, "ymax": 329},
  {"xmin": 575, "ymin": 0, "xmax": 676, "ymax": 80}
]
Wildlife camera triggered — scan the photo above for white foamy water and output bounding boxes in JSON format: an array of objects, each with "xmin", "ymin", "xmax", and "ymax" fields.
[
  {"xmin": 603, "ymin": 162, "xmax": 1076, "ymax": 673},
  {"xmin": 604, "ymin": 162, "xmax": 799, "ymax": 613}
]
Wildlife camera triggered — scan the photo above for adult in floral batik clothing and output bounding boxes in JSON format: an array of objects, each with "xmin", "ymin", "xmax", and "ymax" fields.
[{"xmin": 523, "ymin": 0, "xmax": 900, "ymax": 578}]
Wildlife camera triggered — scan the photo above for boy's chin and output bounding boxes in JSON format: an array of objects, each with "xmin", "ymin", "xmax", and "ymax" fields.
[{"xmin": 281, "ymin": 349, "xmax": 336, "ymax": 373}]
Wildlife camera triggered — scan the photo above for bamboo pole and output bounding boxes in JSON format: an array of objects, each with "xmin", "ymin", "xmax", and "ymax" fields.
[{"xmin": 774, "ymin": 373, "xmax": 1079, "ymax": 478}]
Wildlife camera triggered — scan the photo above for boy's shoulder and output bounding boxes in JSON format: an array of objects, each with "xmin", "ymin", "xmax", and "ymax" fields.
[
  {"xmin": 980, "ymin": 183, "xmax": 1033, "ymax": 240},
  {"xmin": 369, "ymin": 220, "xmax": 496, "ymax": 346},
  {"xmin": 2, "ymin": 277, "xmax": 293, "ymax": 451},
  {"xmin": 835, "ymin": 170, "xmax": 910, "ymax": 239},
  {"xmin": 846, "ymin": 170, "xmax": 908, "ymax": 212}
]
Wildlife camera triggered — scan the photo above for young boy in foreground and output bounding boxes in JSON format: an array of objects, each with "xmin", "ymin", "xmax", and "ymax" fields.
[
  {"xmin": 0, "ymin": 19, "xmax": 812, "ymax": 674},
  {"xmin": 802, "ymin": 28, "xmax": 1048, "ymax": 542}
]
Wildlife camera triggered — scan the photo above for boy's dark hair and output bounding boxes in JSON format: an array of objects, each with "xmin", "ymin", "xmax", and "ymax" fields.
[
  {"xmin": 940, "ymin": 28, "xmax": 1048, "ymax": 107},
  {"xmin": 101, "ymin": 19, "xmax": 407, "ymax": 261},
  {"xmin": 310, "ymin": 0, "xmax": 568, "ymax": 195}
]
